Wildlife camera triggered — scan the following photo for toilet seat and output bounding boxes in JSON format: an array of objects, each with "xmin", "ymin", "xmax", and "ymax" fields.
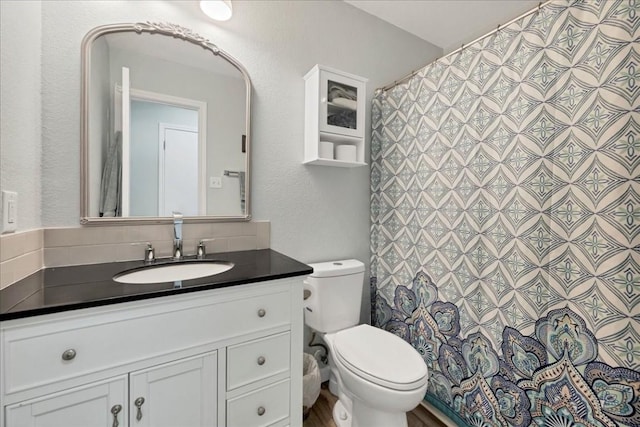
[{"xmin": 333, "ymin": 324, "xmax": 428, "ymax": 392}]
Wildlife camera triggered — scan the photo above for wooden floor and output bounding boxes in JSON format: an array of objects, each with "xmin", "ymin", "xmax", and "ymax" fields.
[{"xmin": 304, "ymin": 382, "xmax": 447, "ymax": 427}]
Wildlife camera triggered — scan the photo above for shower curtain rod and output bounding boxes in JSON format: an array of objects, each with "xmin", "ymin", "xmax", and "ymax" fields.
[{"xmin": 377, "ymin": 0, "xmax": 553, "ymax": 93}]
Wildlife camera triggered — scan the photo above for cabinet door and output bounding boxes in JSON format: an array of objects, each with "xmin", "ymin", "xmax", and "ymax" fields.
[
  {"xmin": 319, "ymin": 69, "xmax": 365, "ymax": 139},
  {"xmin": 129, "ymin": 351, "xmax": 217, "ymax": 427},
  {"xmin": 5, "ymin": 376, "xmax": 127, "ymax": 427}
]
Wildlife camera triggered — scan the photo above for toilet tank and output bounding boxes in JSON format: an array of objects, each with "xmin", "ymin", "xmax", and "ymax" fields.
[{"xmin": 304, "ymin": 259, "xmax": 365, "ymax": 333}]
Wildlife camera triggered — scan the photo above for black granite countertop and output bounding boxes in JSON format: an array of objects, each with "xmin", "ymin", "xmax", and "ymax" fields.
[{"xmin": 0, "ymin": 249, "xmax": 313, "ymax": 321}]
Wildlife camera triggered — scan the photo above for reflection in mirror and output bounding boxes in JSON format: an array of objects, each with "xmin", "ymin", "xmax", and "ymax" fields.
[{"xmin": 81, "ymin": 22, "xmax": 251, "ymax": 223}]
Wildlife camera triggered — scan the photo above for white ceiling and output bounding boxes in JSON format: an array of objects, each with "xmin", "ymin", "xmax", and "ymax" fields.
[{"xmin": 344, "ymin": 0, "xmax": 539, "ymax": 54}]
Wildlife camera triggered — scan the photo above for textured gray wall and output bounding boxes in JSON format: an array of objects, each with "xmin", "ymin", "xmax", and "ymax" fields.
[{"xmin": 0, "ymin": 1, "xmax": 42, "ymax": 232}]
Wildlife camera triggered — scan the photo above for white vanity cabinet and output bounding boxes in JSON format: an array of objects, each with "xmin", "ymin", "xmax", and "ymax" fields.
[
  {"xmin": 303, "ymin": 64, "xmax": 368, "ymax": 167},
  {"xmin": 0, "ymin": 277, "xmax": 303, "ymax": 427}
]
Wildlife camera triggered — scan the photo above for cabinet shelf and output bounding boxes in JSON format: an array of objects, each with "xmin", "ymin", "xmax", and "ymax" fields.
[
  {"xmin": 304, "ymin": 65, "xmax": 368, "ymax": 167},
  {"xmin": 303, "ymin": 158, "xmax": 367, "ymax": 167},
  {"xmin": 328, "ymin": 101, "xmax": 356, "ymax": 112}
]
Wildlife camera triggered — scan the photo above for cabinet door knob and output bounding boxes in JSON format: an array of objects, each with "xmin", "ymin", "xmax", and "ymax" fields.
[
  {"xmin": 61, "ymin": 349, "xmax": 76, "ymax": 361},
  {"xmin": 257, "ymin": 406, "xmax": 266, "ymax": 416},
  {"xmin": 134, "ymin": 397, "xmax": 145, "ymax": 421},
  {"xmin": 257, "ymin": 356, "xmax": 266, "ymax": 366},
  {"xmin": 257, "ymin": 308, "xmax": 266, "ymax": 318},
  {"xmin": 111, "ymin": 404, "xmax": 122, "ymax": 427}
]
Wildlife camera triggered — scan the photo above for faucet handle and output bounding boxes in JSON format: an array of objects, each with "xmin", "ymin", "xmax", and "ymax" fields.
[
  {"xmin": 196, "ymin": 239, "xmax": 217, "ymax": 259},
  {"xmin": 172, "ymin": 211, "xmax": 183, "ymax": 221},
  {"xmin": 197, "ymin": 240, "xmax": 206, "ymax": 259},
  {"xmin": 144, "ymin": 243, "xmax": 155, "ymax": 264}
]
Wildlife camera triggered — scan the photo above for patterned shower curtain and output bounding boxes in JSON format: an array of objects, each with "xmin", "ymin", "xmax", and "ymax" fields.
[{"xmin": 370, "ymin": 1, "xmax": 640, "ymax": 426}]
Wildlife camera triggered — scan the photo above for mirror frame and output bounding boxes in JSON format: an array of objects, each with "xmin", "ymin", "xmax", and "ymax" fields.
[{"xmin": 80, "ymin": 22, "xmax": 252, "ymax": 224}]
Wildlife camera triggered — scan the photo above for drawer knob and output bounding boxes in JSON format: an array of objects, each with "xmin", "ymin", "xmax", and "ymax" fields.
[
  {"xmin": 257, "ymin": 406, "xmax": 266, "ymax": 416},
  {"xmin": 62, "ymin": 349, "xmax": 77, "ymax": 361},
  {"xmin": 257, "ymin": 308, "xmax": 266, "ymax": 318},
  {"xmin": 257, "ymin": 356, "xmax": 266, "ymax": 366}
]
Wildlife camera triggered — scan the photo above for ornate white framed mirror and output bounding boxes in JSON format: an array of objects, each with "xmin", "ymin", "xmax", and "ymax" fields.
[{"xmin": 80, "ymin": 22, "xmax": 251, "ymax": 224}]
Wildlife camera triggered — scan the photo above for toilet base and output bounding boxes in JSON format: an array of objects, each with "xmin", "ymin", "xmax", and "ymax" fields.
[
  {"xmin": 351, "ymin": 399, "xmax": 408, "ymax": 427},
  {"xmin": 329, "ymin": 376, "xmax": 339, "ymax": 396},
  {"xmin": 332, "ymin": 400, "xmax": 351, "ymax": 427},
  {"xmin": 331, "ymin": 395, "xmax": 409, "ymax": 427}
]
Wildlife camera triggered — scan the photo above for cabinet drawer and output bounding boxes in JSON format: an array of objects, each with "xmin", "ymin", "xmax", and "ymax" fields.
[
  {"xmin": 227, "ymin": 379, "xmax": 290, "ymax": 427},
  {"xmin": 3, "ymin": 289, "xmax": 291, "ymax": 394},
  {"xmin": 227, "ymin": 332, "xmax": 290, "ymax": 390}
]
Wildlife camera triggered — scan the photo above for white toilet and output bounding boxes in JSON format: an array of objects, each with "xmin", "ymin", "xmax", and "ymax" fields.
[{"xmin": 304, "ymin": 260, "xmax": 428, "ymax": 427}]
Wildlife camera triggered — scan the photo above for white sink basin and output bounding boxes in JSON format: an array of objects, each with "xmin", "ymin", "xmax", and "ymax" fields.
[{"xmin": 113, "ymin": 261, "xmax": 234, "ymax": 284}]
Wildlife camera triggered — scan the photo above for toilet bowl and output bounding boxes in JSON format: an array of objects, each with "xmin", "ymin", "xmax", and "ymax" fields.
[
  {"xmin": 304, "ymin": 260, "xmax": 429, "ymax": 427},
  {"xmin": 331, "ymin": 325, "xmax": 428, "ymax": 427}
]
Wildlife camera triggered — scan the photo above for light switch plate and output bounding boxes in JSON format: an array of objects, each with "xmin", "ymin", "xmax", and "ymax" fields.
[
  {"xmin": 209, "ymin": 176, "xmax": 222, "ymax": 189},
  {"xmin": 2, "ymin": 190, "xmax": 17, "ymax": 233}
]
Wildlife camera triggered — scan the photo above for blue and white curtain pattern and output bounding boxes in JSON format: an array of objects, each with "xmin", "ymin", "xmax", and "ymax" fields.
[{"xmin": 370, "ymin": 1, "xmax": 640, "ymax": 426}]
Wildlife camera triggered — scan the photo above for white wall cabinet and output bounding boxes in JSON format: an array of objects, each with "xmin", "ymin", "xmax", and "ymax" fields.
[
  {"xmin": 1, "ymin": 277, "xmax": 303, "ymax": 427},
  {"xmin": 304, "ymin": 65, "xmax": 368, "ymax": 167}
]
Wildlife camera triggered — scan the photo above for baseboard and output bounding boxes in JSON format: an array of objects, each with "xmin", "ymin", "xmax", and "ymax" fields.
[{"xmin": 419, "ymin": 400, "xmax": 458, "ymax": 427}]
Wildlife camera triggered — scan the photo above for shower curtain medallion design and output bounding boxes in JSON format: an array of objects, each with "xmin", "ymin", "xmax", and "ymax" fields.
[{"xmin": 370, "ymin": 1, "xmax": 640, "ymax": 427}]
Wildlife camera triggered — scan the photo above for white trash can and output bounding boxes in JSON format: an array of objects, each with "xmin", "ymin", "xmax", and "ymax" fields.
[{"xmin": 303, "ymin": 353, "xmax": 321, "ymax": 418}]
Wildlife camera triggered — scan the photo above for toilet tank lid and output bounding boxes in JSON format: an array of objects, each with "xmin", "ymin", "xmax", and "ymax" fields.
[{"xmin": 308, "ymin": 259, "xmax": 364, "ymax": 278}]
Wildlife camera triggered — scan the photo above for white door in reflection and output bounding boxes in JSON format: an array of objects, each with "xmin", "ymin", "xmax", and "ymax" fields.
[
  {"xmin": 160, "ymin": 124, "xmax": 199, "ymax": 216},
  {"xmin": 129, "ymin": 99, "xmax": 201, "ymax": 217}
]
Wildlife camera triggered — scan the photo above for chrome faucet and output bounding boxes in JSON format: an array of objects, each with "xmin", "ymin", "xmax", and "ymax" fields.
[{"xmin": 172, "ymin": 212, "xmax": 183, "ymax": 260}]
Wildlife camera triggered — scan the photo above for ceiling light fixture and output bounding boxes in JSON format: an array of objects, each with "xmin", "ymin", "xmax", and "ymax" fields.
[{"xmin": 200, "ymin": 0, "xmax": 233, "ymax": 21}]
